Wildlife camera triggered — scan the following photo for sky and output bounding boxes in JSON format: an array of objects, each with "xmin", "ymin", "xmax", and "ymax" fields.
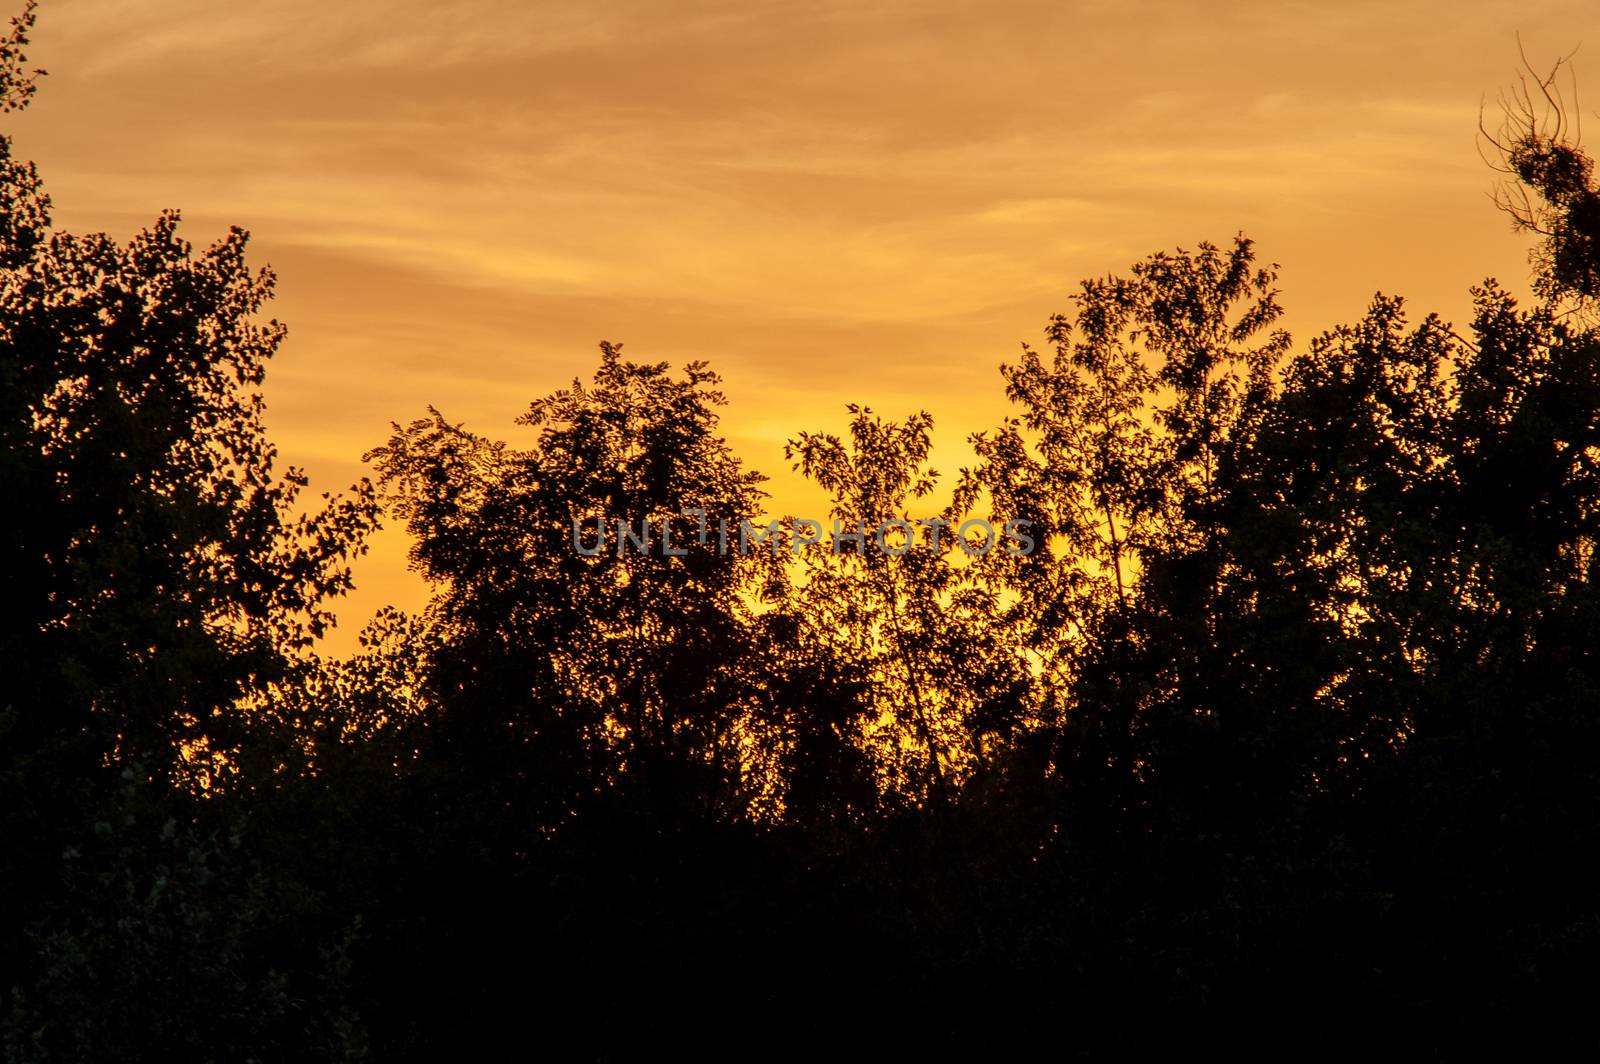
[{"xmin": 7, "ymin": 0, "xmax": 1597, "ymax": 651}]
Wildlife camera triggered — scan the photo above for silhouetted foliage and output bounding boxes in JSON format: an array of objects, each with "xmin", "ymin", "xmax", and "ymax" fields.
[
  {"xmin": 366, "ymin": 343, "xmax": 793, "ymax": 824},
  {"xmin": 2, "ymin": 6, "xmax": 375, "ymax": 1055},
  {"xmin": 1483, "ymin": 48, "xmax": 1600, "ymax": 305},
  {"xmin": 6, "ymin": 7, "xmax": 1600, "ymax": 1053}
]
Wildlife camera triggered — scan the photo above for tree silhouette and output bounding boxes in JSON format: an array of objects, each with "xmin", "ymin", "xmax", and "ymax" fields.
[
  {"xmin": 3, "ymin": 6, "xmax": 375, "ymax": 1053},
  {"xmin": 8, "ymin": 3, "xmax": 1600, "ymax": 1049},
  {"xmin": 1483, "ymin": 47, "xmax": 1600, "ymax": 305},
  {"xmin": 366, "ymin": 342, "xmax": 784, "ymax": 824}
]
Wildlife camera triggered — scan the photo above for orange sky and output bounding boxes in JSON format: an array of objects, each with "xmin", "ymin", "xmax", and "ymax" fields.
[{"xmin": 9, "ymin": 0, "xmax": 1597, "ymax": 651}]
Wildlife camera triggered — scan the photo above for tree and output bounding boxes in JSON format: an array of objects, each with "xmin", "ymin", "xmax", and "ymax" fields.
[
  {"xmin": 786, "ymin": 405, "xmax": 1032, "ymax": 807},
  {"xmin": 0, "ymin": 4, "xmax": 377, "ymax": 795},
  {"xmin": 367, "ymin": 341, "xmax": 784, "ymax": 824},
  {"xmin": 1482, "ymin": 48, "xmax": 1600, "ymax": 305},
  {"xmin": 3, "ymin": 5, "xmax": 377, "ymax": 1053},
  {"xmin": 953, "ymin": 238, "xmax": 1289, "ymax": 822}
]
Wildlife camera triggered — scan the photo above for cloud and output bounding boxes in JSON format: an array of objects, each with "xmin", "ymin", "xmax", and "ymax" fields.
[{"xmin": 15, "ymin": 0, "xmax": 1591, "ymax": 649}]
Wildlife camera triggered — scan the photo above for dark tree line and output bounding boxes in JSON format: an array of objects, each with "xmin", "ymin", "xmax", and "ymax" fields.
[{"xmin": 5, "ymin": 4, "xmax": 1600, "ymax": 1055}]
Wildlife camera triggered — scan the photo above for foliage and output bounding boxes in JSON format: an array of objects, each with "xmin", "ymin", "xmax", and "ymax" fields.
[
  {"xmin": 3, "ymin": 6, "xmax": 375, "ymax": 1055},
  {"xmin": 365, "ymin": 342, "xmax": 784, "ymax": 823},
  {"xmin": 8, "ymin": 5, "xmax": 1600, "ymax": 1049},
  {"xmin": 1483, "ymin": 48, "xmax": 1600, "ymax": 305}
]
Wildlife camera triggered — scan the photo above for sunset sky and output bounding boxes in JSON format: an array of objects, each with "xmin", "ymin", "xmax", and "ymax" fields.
[{"xmin": 9, "ymin": 0, "xmax": 1596, "ymax": 650}]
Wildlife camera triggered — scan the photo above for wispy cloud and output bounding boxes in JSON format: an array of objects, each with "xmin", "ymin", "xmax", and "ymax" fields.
[{"xmin": 12, "ymin": 0, "xmax": 1592, "ymax": 642}]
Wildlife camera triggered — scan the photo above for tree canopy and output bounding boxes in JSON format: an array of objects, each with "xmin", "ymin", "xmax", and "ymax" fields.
[{"xmin": 7, "ymin": 3, "xmax": 1600, "ymax": 1053}]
